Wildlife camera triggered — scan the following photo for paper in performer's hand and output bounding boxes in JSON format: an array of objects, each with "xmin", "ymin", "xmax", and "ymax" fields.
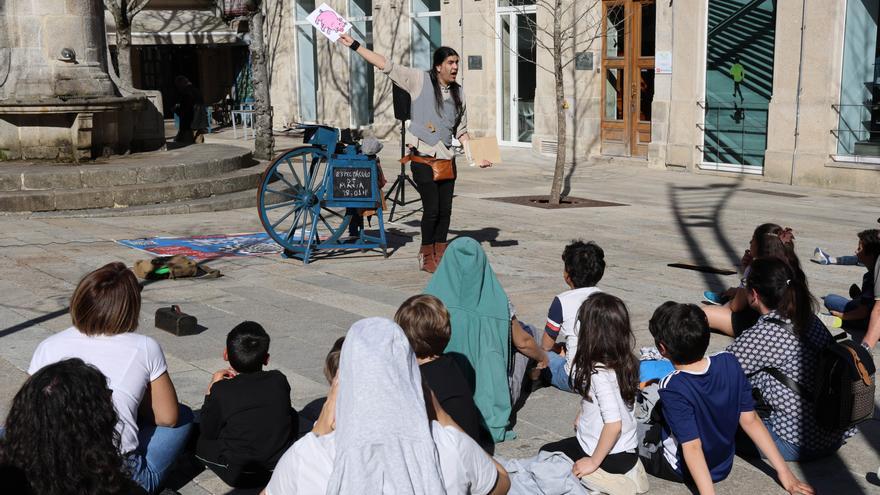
[
  {"xmin": 307, "ymin": 3, "xmax": 352, "ymax": 42},
  {"xmin": 464, "ymin": 137, "xmax": 501, "ymax": 167}
]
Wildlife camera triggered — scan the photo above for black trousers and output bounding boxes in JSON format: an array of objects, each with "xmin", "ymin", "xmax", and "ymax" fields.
[
  {"xmin": 195, "ymin": 437, "xmax": 273, "ymax": 488},
  {"xmin": 540, "ymin": 436, "xmax": 638, "ymax": 474},
  {"xmin": 411, "ymin": 162, "xmax": 455, "ymax": 246}
]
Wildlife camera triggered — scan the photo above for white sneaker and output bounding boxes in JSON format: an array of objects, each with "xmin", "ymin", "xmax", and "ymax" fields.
[
  {"xmin": 812, "ymin": 247, "xmax": 832, "ymax": 265},
  {"xmin": 579, "ymin": 467, "xmax": 639, "ymax": 495},
  {"xmin": 624, "ymin": 459, "xmax": 650, "ymax": 494}
]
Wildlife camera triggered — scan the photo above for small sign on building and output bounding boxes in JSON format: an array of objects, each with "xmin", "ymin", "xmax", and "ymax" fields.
[
  {"xmin": 655, "ymin": 51, "xmax": 672, "ymax": 74},
  {"xmin": 468, "ymin": 55, "xmax": 482, "ymax": 70},
  {"xmin": 575, "ymin": 51, "xmax": 593, "ymax": 71}
]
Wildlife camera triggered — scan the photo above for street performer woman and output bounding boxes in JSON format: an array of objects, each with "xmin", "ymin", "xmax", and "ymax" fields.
[{"xmin": 338, "ymin": 33, "xmax": 491, "ymax": 273}]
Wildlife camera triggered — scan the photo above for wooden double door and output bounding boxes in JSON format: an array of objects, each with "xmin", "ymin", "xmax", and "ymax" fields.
[{"xmin": 600, "ymin": 0, "xmax": 655, "ymax": 157}]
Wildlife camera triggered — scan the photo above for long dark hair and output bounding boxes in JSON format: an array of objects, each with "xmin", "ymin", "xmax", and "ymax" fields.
[
  {"xmin": 570, "ymin": 293, "xmax": 639, "ymax": 408},
  {"xmin": 752, "ymin": 223, "xmax": 805, "ymax": 283},
  {"xmin": 0, "ymin": 359, "xmax": 135, "ymax": 495},
  {"xmin": 746, "ymin": 257, "xmax": 817, "ymax": 336},
  {"xmin": 429, "ymin": 47, "xmax": 463, "ymax": 117}
]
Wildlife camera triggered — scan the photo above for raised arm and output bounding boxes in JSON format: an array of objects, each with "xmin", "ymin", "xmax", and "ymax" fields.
[{"xmin": 338, "ymin": 33, "xmax": 387, "ymax": 71}]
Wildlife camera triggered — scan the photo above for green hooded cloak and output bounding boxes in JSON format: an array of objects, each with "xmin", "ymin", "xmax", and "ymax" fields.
[{"xmin": 425, "ymin": 237, "xmax": 513, "ymax": 442}]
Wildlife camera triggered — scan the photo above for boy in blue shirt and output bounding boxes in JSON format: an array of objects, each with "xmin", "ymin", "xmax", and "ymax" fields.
[{"xmin": 642, "ymin": 303, "xmax": 813, "ymax": 494}]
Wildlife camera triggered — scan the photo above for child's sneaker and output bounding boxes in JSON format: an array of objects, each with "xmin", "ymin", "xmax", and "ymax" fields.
[
  {"xmin": 703, "ymin": 291, "xmax": 725, "ymax": 305},
  {"xmin": 812, "ymin": 247, "xmax": 832, "ymax": 265},
  {"xmin": 817, "ymin": 312, "xmax": 843, "ymax": 329},
  {"xmin": 579, "ymin": 467, "xmax": 639, "ymax": 495}
]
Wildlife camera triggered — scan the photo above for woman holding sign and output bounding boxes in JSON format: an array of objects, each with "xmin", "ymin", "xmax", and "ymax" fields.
[{"xmin": 339, "ymin": 33, "xmax": 491, "ymax": 273}]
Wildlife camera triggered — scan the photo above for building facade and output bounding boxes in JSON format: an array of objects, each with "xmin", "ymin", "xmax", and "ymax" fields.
[{"xmin": 128, "ymin": 0, "xmax": 878, "ymax": 193}]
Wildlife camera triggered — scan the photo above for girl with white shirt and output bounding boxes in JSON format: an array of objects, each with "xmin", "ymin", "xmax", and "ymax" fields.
[
  {"xmin": 540, "ymin": 293, "xmax": 649, "ymax": 495},
  {"xmin": 27, "ymin": 262, "xmax": 192, "ymax": 494}
]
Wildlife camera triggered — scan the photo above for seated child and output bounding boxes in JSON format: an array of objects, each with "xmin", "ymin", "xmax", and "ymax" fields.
[
  {"xmin": 298, "ymin": 337, "xmax": 345, "ymax": 435},
  {"xmin": 540, "ymin": 240, "xmax": 605, "ymax": 392},
  {"xmin": 540, "ymin": 293, "xmax": 649, "ymax": 495},
  {"xmin": 641, "ymin": 303, "xmax": 813, "ymax": 494},
  {"xmin": 395, "ymin": 294, "xmax": 494, "ymax": 453},
  {"xmin": 824, "ymin": 229, "xmax": 880, "ymax": 338},
  {"xmin": 196, "ymin": 321, "xmax": 297, "ymax": 488}
]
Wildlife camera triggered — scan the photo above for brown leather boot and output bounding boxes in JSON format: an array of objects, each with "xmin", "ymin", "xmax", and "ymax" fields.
[
  {"xmin": 433, "ymin": 242, "xmax": 448, "ymax": 266},
  {"xmin": 419, "ymin": 244, "xmax": 437, "ymax": 273}
]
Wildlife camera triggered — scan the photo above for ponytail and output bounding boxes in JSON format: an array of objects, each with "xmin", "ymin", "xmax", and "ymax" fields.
[
  {"xmin": 777, "ymin": 275, "xmax": 815, "ymax": 336},
  {"xmin": 747, "ymin": 257, "xmax": 817, "ymax": 336}
]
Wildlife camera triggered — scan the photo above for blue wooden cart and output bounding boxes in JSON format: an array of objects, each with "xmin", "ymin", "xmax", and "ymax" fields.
[{"xmin": 256, "ymin": 125, "xmax": 387, "ymax": 264}]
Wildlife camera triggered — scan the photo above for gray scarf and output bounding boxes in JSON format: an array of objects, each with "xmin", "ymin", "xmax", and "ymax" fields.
[{"xmin": 326, "ymin": 317, "xmax": 447, "ymax": 494}]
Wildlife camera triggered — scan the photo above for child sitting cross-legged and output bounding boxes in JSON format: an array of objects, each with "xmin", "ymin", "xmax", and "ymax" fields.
[
  {"xmin": 540, "ymin": 240, "xmax": 605, "ymax": 392},
  {"xmin": 642, "ymin": 303, "xmax": 814, "ymax": 494},
  {"xmin": 540, "ymin": 293, "xmax": 649, "ymax": 495},
  {"xmin": 196, "ymin": 321, "xmax": 298, "ymax": 488}
]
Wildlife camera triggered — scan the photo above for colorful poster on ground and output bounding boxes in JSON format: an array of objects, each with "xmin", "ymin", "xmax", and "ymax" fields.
[
  {"xmin": 116, "ymin": 233, "xmax": 284, "ymax": 260},
  {"xmin": 307, "ymin": 3, "xmax": 351, "ymax": 43}
]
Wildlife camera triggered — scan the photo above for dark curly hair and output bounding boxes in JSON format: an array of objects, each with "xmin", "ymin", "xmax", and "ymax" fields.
[
  {"xmin": 569, "ymin": 293, "xmax": 639, "ymax": 407},
  {"xmin": 0, "ymin": 359, "xmax": 136, "ymax": 495},
  {"xmin": 562, "ymin": 240, "xmax": 606, "ymax": 288}
]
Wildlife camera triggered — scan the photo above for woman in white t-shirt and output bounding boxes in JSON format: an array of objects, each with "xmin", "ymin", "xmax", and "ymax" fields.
[
  {"xmin": 539, "ymin": 293, "xmax": 649, "ymax": 495},
  {"xmin": 27, "ymin": 262, "xmax": 192, "ymax": 494},
  {"xmin": 263, "ymin": 317, "xmax": 510, "ymax": 495}
]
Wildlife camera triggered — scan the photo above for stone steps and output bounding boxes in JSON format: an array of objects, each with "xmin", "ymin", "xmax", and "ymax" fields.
[{"xmin": 0, "ymin": 144, "xmax": 269, "ymax": 214}]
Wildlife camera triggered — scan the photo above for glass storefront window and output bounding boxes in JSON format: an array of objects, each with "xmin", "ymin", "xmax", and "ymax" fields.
[
  {"xmin": 411, "ymin": 0, "xmax": 441, "ymax": 69},
  {"xmin": 349, "ymin": 0, "xmax": 374, "ymax": 126},
  {"xmin": 836, "ymin": 0, "xmax": 880, "ymax": 156},
  {"xmin": 295, "ymin": 0, "xmax": 318, "ymax": 122},
  {"xmin": 702, "ymin": 0, "xmax": 775, "ymax": 168}
]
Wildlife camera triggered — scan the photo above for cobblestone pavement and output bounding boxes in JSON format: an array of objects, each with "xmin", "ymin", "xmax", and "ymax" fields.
[{"xmin": 1, "ymin": 134, "xmax": 879, "ymax": 493}]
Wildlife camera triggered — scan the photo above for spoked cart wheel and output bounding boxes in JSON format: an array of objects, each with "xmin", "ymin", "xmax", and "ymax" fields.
[
  {"xmin": 257, "ymin": 146, "xmax": 350, "ymax": 264},
  {"xmin": 257, "ymin": 125, "xmax": 387, "ymax": 264}
]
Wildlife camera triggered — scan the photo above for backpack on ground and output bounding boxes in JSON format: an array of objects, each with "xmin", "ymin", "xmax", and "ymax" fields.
[
  {"xmin": 813, "ymin": 339, "xmax": 875, "ymax": 429},
  {"xmin": 753, "ymin": 318, "xmax": 875, "ymax": 430}
]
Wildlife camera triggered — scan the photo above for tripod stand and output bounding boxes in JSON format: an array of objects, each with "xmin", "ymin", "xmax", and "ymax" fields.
[{"xmin": 384, "ymin": 120, "xmax": 421, "ymax": 222}]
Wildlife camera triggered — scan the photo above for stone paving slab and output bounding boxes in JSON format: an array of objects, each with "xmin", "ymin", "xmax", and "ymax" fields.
[{"xmin": 0, "ymin": 140, "xmax": 879, "ymax": 494}]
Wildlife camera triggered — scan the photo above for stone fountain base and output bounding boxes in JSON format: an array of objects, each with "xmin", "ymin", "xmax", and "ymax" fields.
[{"xmin": 0, "ymin": 94, "xmax": 164, "ymax": 162}]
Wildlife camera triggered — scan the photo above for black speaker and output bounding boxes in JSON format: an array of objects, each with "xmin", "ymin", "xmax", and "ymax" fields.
[{"xmin": 392, "ymin": 83, "xmax": 411, "ymax": 121}]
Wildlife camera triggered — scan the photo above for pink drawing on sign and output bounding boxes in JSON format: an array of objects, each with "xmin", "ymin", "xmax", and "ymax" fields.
[{"xmin": 315, "ymin": 10, "xmax": 346, "ymax": 34}]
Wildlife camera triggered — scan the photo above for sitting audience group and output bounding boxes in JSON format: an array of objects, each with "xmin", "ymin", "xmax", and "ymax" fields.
[{"xmin": 2, "ymin": 224, "xmax": 877, "ymax": 495}]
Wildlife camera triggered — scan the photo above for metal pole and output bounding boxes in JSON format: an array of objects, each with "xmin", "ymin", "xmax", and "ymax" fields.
[{"xmin": 790, "ymin": 0, "xmax": 807, "ymax": 185}]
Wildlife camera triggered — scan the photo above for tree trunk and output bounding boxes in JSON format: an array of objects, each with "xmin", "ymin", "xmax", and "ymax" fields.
[
  {"xmin": 114, "ymin": 19, "xmax": 134, "ymax": 87},
  {"xmin": 548, "ymin": 0, "xmax": 566, "ymax": 206},
  {"xmin": 250, "ymin": 8, "xmax": 275, "ymax": 161}
]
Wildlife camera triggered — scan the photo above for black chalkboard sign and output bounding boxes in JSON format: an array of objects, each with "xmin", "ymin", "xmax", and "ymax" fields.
[{"xmin": 332, "ymin": 166, "xmax": 373, "ymax": 199}]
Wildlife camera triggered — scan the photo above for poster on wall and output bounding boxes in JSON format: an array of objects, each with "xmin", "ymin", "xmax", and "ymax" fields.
[
  {"xmin": 307, "ymin": 3, "xmax": 352, "ymax": 43},
  {"xmin": 655, "ymin": 51, "xmax": 672, "ymax": 74}
]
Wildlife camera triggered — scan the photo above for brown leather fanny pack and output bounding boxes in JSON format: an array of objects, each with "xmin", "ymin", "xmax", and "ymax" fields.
[{"xmin": 400, "ymin": 153, "xmax": 456, "ymax": 181}]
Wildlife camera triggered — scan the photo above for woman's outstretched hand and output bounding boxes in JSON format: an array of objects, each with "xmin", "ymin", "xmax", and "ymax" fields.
[{"xmin": 338, "ymin": 33, "xmax": 354, "ymax": 48}]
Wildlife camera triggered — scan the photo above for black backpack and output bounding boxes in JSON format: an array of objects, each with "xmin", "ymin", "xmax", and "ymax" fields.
[{"xmin": 751, "ymin": 318, "xmax": 876, "ymax": 430}]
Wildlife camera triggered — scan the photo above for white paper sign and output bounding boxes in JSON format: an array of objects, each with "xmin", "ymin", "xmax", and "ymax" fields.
[
  {"xmin": 655, "ymin": 51, "xmax": 672, "ymax": 74},
  {"xmin": 307, "ymin": 3, "xmax": 352, "ymax": 43}
]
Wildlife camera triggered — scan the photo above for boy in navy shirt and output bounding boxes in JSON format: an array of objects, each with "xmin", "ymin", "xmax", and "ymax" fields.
[{"xmin": 643, "ymin": 303, "xmax": 813, "ymax": 494}]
